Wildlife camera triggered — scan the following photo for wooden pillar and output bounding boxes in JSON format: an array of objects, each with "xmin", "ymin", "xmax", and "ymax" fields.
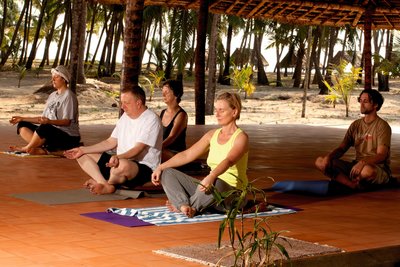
[
  {"xmin": 122, "ymin": 0, "xmax": 144, "ymax": 90},
  {"xmin": 194, "ymin": 0, "xmax": 209, "ymax": 125},
  {"xmin": 363, "ymin": 6, "xmax": 373, "ymax": 90}
]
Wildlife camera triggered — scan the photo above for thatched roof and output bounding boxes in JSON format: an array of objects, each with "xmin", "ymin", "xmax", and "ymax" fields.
[
  {"xmin": 280, "ymin": 46, "xmax": 297, "ymax": 68},
  {"xmin": 93, "ymin": 0, "xmax": 400, "ymax": 30},
  {"xmin": 331, "ymin": 51, "xmax": 362, "ymax": 67},
  {"xmin": 231, "ymin": 48, "xmax": 269, "ymax": 67}
]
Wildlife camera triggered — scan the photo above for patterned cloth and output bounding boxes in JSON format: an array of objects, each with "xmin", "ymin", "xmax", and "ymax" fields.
[{"xmin": 107, "ymin": 205, "xmax": 297, "ymax": 226}]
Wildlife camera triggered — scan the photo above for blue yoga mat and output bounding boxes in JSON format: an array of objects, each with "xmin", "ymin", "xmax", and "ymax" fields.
[{"xmin": 271, "ymin": 180, "xmax": 356, "ymax": 196}]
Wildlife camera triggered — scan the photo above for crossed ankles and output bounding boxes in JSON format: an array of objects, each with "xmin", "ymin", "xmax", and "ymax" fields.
[
  {"xmin": 84, "ymin": 178, "xmax": 116, "ymax": 195},
  {"xmin": 165, "ymin": 201, "xmax": 197, "ymax": 218},
  {"xmin": 180, "ymin": 205, "xmax": 197, "ymax": 218},
  {"xmin": 9, "ymin": 145, "xmax": 48, "ymax": 155}
]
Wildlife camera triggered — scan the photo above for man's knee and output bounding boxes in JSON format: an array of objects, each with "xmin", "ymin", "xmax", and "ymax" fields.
[
  {"xmin": 113, "ymin": 160, "xmax": 138, "ymax": 178},
  {"xmin": 315, "ymin": 156, "xmax": 324, "ymax": 170},
  {"xmin": 360, "ymin": 165, "xmax": 377, "ymax": 181}
]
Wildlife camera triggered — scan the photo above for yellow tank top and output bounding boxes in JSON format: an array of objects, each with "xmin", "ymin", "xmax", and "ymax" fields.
[{"xmin": 207, "ymin": 128, "xmax": 248, "ymax": 189}]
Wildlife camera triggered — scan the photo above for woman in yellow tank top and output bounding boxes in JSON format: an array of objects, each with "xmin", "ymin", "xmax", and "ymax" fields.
[{"xmin": 151, "ymin": 92, "xmax": 249, "ymax": 218}]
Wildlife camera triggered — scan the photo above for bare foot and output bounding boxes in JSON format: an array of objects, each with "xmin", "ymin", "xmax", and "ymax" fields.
[
  {"xmin": 26, "ymin": 147, "xmax": 48, "ymax": 155},
  {"xmin": 180, "ymin": 205, "xmax": 196, "ymax": 218},
  {"xmin": 166, "ymin": 200, "xmax": 179, "ymax": 212},
  {"xmin": 84, "ymin": 178, "xmax": 116, "ymax": 195},
  {"xmin": 9, "ymin": 145, "xmax": 27, "ymax": 152}
]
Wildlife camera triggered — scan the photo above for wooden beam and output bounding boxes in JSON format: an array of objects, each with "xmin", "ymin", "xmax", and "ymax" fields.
[
  {"xmin": 209, "ymin": 0, "xmax": 224, "ymax": 9},
  {"xmin": 248, "ymin": 0, "xmax": 268, "ymax": 17},
  {"xmin": 237, "ymin": 0, "xmax": 253, "ymax": 17},
  {"xmin": 382, "ymin": 14, "xmax": 394, "ymax": 28},
  {"xmin": 352, "ymin": 11, "xmax": 363, "ymax": 27},
  {"xmin": 226, "ymin": 0, "xmax": 241, "ymax": 13}
]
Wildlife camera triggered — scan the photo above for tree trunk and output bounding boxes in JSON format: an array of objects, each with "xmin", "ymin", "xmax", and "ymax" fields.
[
  {"xmin": 321, "ymin": 27, "xmax": 338, "ymax": 94},
  {"xmin": 53, "ymin": 2, "xmax": 69, "ymax": 68},
  {"xmin": 205, "ymin": 14, "xmax": 219, "ymax": 115},
  {"xmin": 146, "ymin": 22, "xmax": 157, "ymax": 70},
  {"xmin": 194, "ymin": 0, "xmax": 208, "ymax": 125},
  {"xmin": 122, "ymin": 0, "xmax": 144, "ymax": 93},
  {"xmin": 301, "ymin": 26, "xmax": 313, "ymax": 118},
  {"xmin": 100, "ymin": 5, "xmax": 121, "ymax": 77},
  {"xmin": 1, "ymin": 0, "xmax": 28, "ymax": 67},
  {"xmin": 157, "ymin": 18, "xmax": 163, "ymax": 71},
  {"xmin": 59, "ymin": 1, "xmax": 71, "ymax": 66},
  {"xmin": 85, "ymin": 3, "xmax": 98, "ymax": 64},
  {"xmin": 40, "ymin": 8, "xmax": 60, "ymax": 68},
  {"xmin": 379, "ymin": 30, "xmax": 393, "ymax": 92},
  {"xmin": 26, "ymin": 0, "xmax": 48, "ymax": 69},
  {"xmin": 177, "ymin": 10, "xmax": 189, "ymax": 81},
  {"xmin": 111, "ymin": 12, "xmax": 124, "ymax": 75},
  {"xmin": 220, "ymin": 22, "xmax": 232, "ymax": 85},
  {"xmin": 165, "ymin": 9, "xmax": 177, "ymax": 79},
  {"xmin": 0, "ymin": 0, "xmax": 7, "ymax": 56},
  {"xmin": 19, "ymin": 0, "xmax": 31, "ymax": 65},
  {"xmin": 310, "ymin": 26, "xmax": 326, "ymax": 92},
  {"xmin": 188, "ymin": 29, "xmax": 196, "ymax": 75},
  {"xmin": 293, "ymin": 43, "xmax": 305, "ymax": 88},
  {"xmin": 89, "ymin": 10, "xmax": 109, "ymax": 70},
  {"xmin": 254, "ymin": 31, "xmax": 268, "ymax": 85},
  {"xmin": 70, "ymin": 0, "xmax": 87, "ymax": 93}
]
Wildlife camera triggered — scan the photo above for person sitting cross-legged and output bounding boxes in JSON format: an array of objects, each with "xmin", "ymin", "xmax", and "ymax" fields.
[
  {"xmin": 315, "ymin": 89, "xmax": 392, "ymax": 191},
  {"xmin": 9, "ymin": 65, "xmax": 80, "ymax": 155},
  {"xmin": 151, "ymin": 92, "xmax": 248, "ymax": 218},
  {"xmin": 65, "ymin": 86, "xmax": 162, "ymax": 195}
]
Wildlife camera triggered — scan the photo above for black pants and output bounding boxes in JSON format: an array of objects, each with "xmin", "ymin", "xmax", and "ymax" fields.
[{"xmin": 17, "ymin": 121, "xmax": 80, "ymax": 152}]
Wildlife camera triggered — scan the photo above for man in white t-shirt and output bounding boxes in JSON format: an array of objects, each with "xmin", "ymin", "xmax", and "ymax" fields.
[{"xmin": 65, "ymin": 86, "xmax": 162, "ymax": 195}]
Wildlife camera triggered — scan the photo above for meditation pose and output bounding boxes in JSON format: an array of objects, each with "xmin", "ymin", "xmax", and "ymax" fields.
[
  {"xmin": 152, "ymin": 92, "xmax": 248, "ymax": 218},
  {"xmin": 9, "ymin": 65, "xmax": 80, "ymax": 155},
  {"xmin": 159, "ymin": 80, "xmax": 188, "ymax": 162},
  {"xmin": 65, "ymin": 86, "xmax": 162, "ymax": 195},
  {"xmin": 315, "ymin": 89, "xmax": 392, "ymax": 190}
]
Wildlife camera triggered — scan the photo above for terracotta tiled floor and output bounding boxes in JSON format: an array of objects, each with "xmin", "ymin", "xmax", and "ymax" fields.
[{"xmin": 0, "ymin": 124, "xmax": 399, "ymax": 266}]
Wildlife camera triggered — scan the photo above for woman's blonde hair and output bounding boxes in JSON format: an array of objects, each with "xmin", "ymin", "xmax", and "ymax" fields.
[{"xmin": 216, "ymin": 92, "xmax": 242, "ymax": 120}]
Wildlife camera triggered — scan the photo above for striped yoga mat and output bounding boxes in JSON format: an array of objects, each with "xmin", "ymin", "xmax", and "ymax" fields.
[{"xmin": 107, "ymin": 205, "xmax": 297, "ymax": 226}]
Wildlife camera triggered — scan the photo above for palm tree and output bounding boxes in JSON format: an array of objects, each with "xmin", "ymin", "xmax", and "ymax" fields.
[
  {"xmin": 70, "ymin": 0, "xmax": 87, "ymax": 92},
  {"xmin": 206, "ymin": 13, "xmax": 220, "ymax": 115},
  {"xmin": 267, "ymin": 22, "xmax": 292, "ymax": 87},
  {"xmin": 174, "ymin": 9, "xmax": 195, "ymax": 81},
  {"xmin": 253, "ymin": 19, "xmax": 268, "ymax": 85},
  {"xmin": 291, "ymin": 26, "xmax": 308, "ymax": 88},
  {"xmin": 121, "ymin": 0, "xmax": 144, "ymax": 89},
  {"xmin": 26, "ymin": 0, "xmax": 48, "ymax": 69},
  {"xmin": 39, "ymin": 0, "xmax": 61, "ymax": 68},
  {"xmin": 194, "ymin": 0, "xmax": 208, "ymax": 125},
  {"xmin": 0, "ymin": 0, "xmax": 28, "ymax": 67},
  {"xmin": 220, "ymin": 15, "xmax": 245, "ymax": 85},
  {"xmin": 0, "ymin": 0, "xmax": 7, "ymax": 53},
  {"xmin": 85, "ymin": 3, "xmax": 100, "ymax": 64}
]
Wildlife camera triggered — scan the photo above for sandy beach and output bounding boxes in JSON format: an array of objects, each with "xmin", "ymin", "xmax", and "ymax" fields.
[{"xmin": 1, "ymin": 70, "xmax": 399, "ymax": 133}]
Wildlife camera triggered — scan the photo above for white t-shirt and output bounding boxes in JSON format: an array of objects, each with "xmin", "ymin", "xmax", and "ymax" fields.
[{"xmin": 111, "ymin": 109, "xmax": 162, "ymax": 170}]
